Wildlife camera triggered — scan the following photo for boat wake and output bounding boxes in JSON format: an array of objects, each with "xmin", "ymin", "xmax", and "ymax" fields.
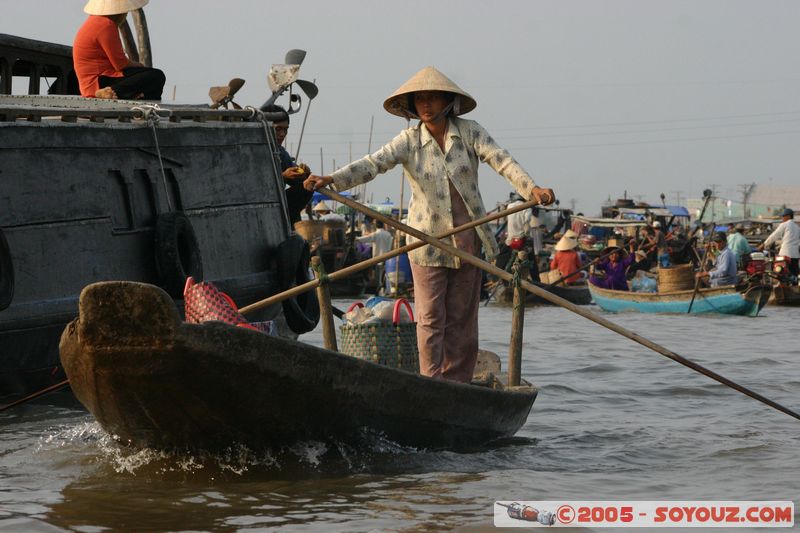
[{"xmin": 36, "ymin": 421, "xmax": 426, "ymax": 477}]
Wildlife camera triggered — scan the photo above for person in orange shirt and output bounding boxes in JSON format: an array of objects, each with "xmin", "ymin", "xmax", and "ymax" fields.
[
  {"xmin": 550, "ymin": 233, "xmax": 584, "ymax": 285},
  {"xmin": 73, "ymin": 0, "xmax": 165, "ymax": 100}
]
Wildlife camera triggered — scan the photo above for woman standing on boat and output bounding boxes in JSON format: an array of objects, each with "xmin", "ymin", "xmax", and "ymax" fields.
[
  {"xmin": 304, "ymin": 67, "xmax": 555, "ymax": 382},
  {"xmin": 73, "ymin": 0, "xmax": 166, "ymax": 100}
]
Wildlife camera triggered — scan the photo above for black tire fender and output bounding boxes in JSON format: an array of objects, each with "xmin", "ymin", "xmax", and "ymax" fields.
[
  {"xmin": 0, "ymin": 228, "xmax": 14, "ymax": 311},
  {"xmin": 277, "ymin": 235, "xmax": 320, "ymax": 334},
  {"xmin": 154, "ymin": 212, "xmax": 203, "ymax": 297}
]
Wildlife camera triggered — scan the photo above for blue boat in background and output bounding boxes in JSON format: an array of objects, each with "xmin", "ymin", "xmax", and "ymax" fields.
[{"xmin": 589, "ymin": 282, "xmax": 771, "ymax": 316}]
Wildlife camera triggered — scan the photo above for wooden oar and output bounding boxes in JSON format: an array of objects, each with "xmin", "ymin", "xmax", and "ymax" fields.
[
  {"xmin": 687, "ymin": 226, "xmax": 717, "ymax": 314},
  {"xmin": 239, "ymin": 198, "xmax": 543, "ymax": 314},
  {"xmin": 319, "ymin": 187, "xmax": 800, "ymax": 423},
  {"xmin": 0, "ymin": 379, "xmax": 70, "ymax": 413},
  {"xmin": 686, "ymin": 190, "xmax": 716, "ymax": 313}
]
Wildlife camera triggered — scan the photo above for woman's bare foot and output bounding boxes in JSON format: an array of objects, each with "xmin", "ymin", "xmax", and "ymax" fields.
[{"xmin": 95, "ymin": 87, "xmax": 117, "ymax": 99}]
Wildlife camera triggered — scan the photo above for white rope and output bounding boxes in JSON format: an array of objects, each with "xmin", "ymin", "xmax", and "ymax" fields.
[{"xmin": 133, "ymin": 105, "xmax": 173, "ymax": 212}]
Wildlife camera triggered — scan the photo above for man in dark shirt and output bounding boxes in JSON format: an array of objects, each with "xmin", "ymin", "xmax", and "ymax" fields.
[{"xmin": 263, "ymin": 105, "xmax": 313, "ymax": 225}]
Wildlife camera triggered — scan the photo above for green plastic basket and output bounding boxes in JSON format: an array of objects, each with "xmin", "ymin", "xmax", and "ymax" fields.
[{"xmin": 339, "ymin": 299, "xmax": 419, "ymax": 372}]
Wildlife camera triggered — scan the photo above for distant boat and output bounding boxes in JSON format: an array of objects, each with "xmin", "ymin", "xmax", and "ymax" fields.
[
  {"xmin": 294, "ymin": 219, "xmax": 367, "ymax": 298},
  {"xmin": 765, "ymin": 255, "xmax": 800, "ymax": 307},
  {"xmin": 493, "ymin": 281, "xmax": 592, "ymax": 307},
  {"xmin": 768, "ymin": 282, "xmax": 800, "ymax": 307},
  {"xmin": 588, "ymin": 282, "xmax": 771, "ymax": 316},
  {"xmin": 60, "ymin": 281, "xmax": 538, "ymax": 451}
]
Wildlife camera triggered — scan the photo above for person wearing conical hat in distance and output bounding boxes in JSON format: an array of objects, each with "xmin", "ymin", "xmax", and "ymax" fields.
[
  {"xmin": 562, "ymin": 229, "xmax": 579, "ymax": 241},
  {"xmin": 303, "ymin": 66, "xmax": 555, "ymax": 383},
  {"xmin": 549, "ymin": 234, "xmax": 583, "ymax": 285},
  {"xmin": 312, "ymin": 200, "xmax": 343, "ymax": 221},
  {"xmin": 589, "ymin": 246, "xmax": 635, "ymax": 291},
  {"xmin": 73, "ymin": 0, "xmax": 166, "ymax": 100},
  {"xmin": 626, "ymin": 249, "xmax": 651, "ymax": 280}
]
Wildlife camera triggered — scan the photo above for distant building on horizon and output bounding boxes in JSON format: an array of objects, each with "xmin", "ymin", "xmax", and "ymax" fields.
[{"xmin": 687, "ymin": 184, "xmax": 800, "ymax": 223}]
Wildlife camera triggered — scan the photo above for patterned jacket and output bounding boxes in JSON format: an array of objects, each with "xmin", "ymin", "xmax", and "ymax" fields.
[{"xmin": 330, "ymin": 117, "xmax": 538, "ymax": 267}]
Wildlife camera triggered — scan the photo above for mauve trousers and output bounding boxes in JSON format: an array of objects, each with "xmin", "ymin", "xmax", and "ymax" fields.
[{"xmin": 409, "ymin": 180, "xmax": 482, "ymax": 383}]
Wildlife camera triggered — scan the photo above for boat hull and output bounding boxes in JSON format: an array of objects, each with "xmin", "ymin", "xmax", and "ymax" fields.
[
  {"xmin": 588, "ymin": 283, "xmax": 771, "ymax": 316},
  {"xmin": 768, "ymin": 283, "xmax": 800, "ymax": 306},
  {"xmin": 60, "ymin": 282, "xmax": 537, "ymax": 451},
  {"xmin": 495, "ymin": 282, "xmax": 592, "ymax": 307}
]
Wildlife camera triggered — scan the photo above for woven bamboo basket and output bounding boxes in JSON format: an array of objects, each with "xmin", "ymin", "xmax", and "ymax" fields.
[
  {"xmin": 658, "ymin": 263, "xmax": 694, "ymax": 292},
  {"xmin": 539, "ymin": 270, "xmax": 562, "ymax": 284},
  {"xmin": 339, "ymin": 299, "xmax": 419, "ymax": 373},
  {"xmin": 294, "ymin": 219, "xmax": 346, "ymax": 246}
]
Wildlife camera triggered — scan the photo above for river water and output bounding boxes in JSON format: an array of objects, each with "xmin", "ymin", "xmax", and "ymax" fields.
[{"xmin": 1, "ymin": 300, "xmax": 798, "ymax": 532}]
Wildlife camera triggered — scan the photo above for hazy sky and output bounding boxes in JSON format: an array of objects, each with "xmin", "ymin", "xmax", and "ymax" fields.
[{"xmin": 7, "ymin": 0, "xmax": 800, "ymax": 213}]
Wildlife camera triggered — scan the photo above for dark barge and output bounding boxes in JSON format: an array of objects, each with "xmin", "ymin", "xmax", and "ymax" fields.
[{"xmin": 0, "ymin": 34, "xmax": 318, "ymax": 398}]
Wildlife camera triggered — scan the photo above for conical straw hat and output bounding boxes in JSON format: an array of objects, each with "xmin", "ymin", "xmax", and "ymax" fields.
[
  {"xmin": 313, "ymin": 200, "xmax": 331, "ymax": 212},
  {"xmin": 383, "ymin": 66, "xmax": 477, "ymax": 118},
  {"xmin": 84, "ymin": 0, "xmax": 148, "ymax": 15},
  {"xmin": 555, "ymin": 235, "xmax": 579, "ymax": 251},
  {"xmin": 563, "ymin": 229, "xmax": 579, "ymax": 240}
]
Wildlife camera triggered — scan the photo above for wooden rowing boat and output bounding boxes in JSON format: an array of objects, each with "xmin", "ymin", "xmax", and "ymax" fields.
[
  {"xmin": 588, "ymin": 282, "xmax": 772, "ymax": 316},
  {"xmin": 60, "ymin": 281, "xmax": 537, "ymax": 451}
]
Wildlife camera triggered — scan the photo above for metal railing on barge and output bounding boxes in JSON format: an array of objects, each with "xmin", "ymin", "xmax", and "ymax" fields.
[{"xmin": 0, "ymin": 95, "xmax": 288, "ymax": 124}]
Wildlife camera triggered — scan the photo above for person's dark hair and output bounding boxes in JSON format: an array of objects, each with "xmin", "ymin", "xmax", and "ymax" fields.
[
  {"xmin": 376, "ymin": 221, "xmax": 384, "ymax": 229},
  {"xmin": 262, "ymin": 104, "xmax": 290, "ymax": 124}
]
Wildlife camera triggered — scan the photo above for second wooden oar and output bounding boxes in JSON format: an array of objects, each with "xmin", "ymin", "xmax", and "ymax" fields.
[
  {"xmin": 240, "ymin": 198, "xmax": 542, "ymax": 314},
  {"xmin": 319, "ymin": 187, "xmax": 800, "ymax": 423},
  {"xmin": 0, "ymin": 379, "xmax": 70, "ymax": 413},
  {"xmin": 687, "ymin": 226, "xmax": 717, "ymax": 314}
]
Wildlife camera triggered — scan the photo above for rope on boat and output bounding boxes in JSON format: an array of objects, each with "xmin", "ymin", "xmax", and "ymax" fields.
[
  {"xmin": 251, "ymin": 106, "xmax": 293, "ymax": 234},
  {"xmin": 133, "ymin": 104, "xmax": 173, "ymax": 212},
  {"xmin": 311, "ymin": 260, "xmax": 331, "ymax": 286},
  {"xmin": 243, "ymin": 106, "xmax": 258, "ymax": 120},
  {"xmin": 511, "ymin": 261, "xmax": 523, "ymax": 313},
  {"xmin": 511, "ymin": 255, "xmax": 531, "ymax": 313}
]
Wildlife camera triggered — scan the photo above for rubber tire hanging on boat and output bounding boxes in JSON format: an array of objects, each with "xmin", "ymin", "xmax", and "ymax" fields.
[
  {"xmin": 277, "ymin": 235, "xmax": 320, "ymax": 334},
  {"xmin": 0, "ymin": 228, "xmax": 14, "ymax": 311},
  {"xmin": 154, "ymin": 212, "xmax": 203, "ymax": 297}
]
